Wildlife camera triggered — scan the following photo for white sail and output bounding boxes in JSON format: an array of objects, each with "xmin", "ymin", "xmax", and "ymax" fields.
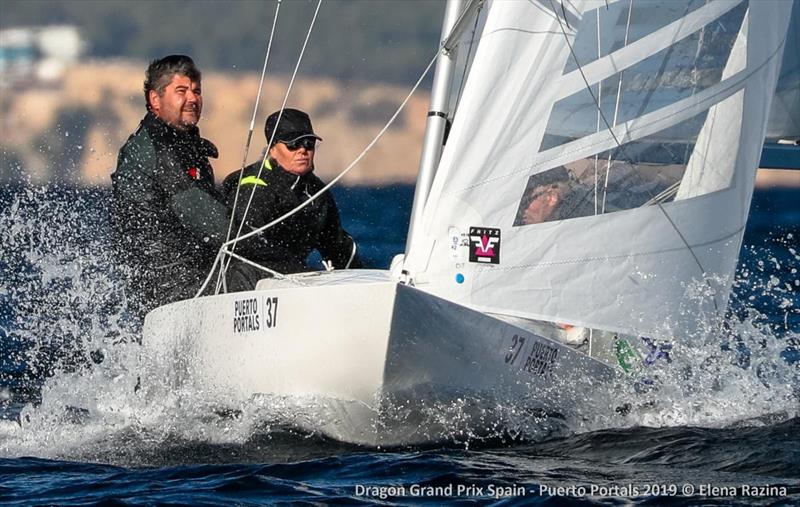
[
  {"xmin": 404, "ymin": 0, "xmax": 792, "ymax": 339},
  {"xmin": 766, "ymin": 0, "xmax": 799, "ymax": 140}
]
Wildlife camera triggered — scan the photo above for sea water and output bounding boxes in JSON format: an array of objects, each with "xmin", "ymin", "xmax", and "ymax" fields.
[{"xmin": 0, "ymin": 184, "xmax": 797, "ymax": 505}]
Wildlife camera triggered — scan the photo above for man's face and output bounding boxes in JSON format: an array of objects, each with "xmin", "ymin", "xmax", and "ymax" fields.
[
  {"xmin": 269, "ymin": 140, "xmax": 315, "ymax": 176},
  {"xmin": 149, "ymin": 74, "xmax": 202, "ymax": 130}
]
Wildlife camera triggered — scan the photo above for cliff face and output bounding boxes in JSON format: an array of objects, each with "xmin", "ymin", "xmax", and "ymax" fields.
[{"xmin": 0, "ymin": 60, "xmax": 429, "ymax": 186}]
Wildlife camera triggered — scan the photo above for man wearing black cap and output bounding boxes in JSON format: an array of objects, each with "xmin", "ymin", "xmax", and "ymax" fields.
[
  {"xmin": 111, "ymin": 55, "xmax": 233, "ymax": 319},
  {"xmin": 222, "ymin": 108, "xmax": 361, "ymax": 290}
]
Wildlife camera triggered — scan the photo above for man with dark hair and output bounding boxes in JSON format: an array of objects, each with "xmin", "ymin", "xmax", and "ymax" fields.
[
  {"xmin": 223, "ymin": 108, "xmax": 361, "ymax": 290},
  {"xmin": 110, "ymin": 54, "xmax": 230, "ymax": 319},
  {"xmin": 142, "ymin": 55, "xmax": 202, "ymax": 116}
]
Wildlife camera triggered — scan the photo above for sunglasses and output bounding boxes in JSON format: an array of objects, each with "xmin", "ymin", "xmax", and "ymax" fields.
[{"xmin": 281, "ymin": 138, "xmax": 317, "ymax": 151}]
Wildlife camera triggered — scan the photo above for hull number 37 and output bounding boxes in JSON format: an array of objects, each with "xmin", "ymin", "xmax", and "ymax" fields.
[
  {"xmin": 264, "ymin": 296, "xmax": 278, "ymax": 328},
  {"xmin": 505, "ymin": 333, "xmax": 558, "ymax": 376}
]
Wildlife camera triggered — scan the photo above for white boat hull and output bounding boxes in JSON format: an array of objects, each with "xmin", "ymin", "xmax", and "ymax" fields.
[{"xmin": 142, "ymin": 270, "xmax": 616, "ymax": 446}]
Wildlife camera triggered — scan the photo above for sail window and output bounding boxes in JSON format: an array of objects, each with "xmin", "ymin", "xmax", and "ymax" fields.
[
  {"xmin": 563, "ymin": 0, "xmax": 708, "ymax": 74},
  {"xmin": 514, "ymin": 89, "xmax": 744, "ymax": 226},
  {"xmin": 541, "ymin": 0, "xmax": 748, "ymax": 152}
]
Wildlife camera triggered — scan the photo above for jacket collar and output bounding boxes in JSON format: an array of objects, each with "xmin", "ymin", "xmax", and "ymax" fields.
[{"xmin": 142, "ymin": 112, "xmax": 218, "ymax": 158}]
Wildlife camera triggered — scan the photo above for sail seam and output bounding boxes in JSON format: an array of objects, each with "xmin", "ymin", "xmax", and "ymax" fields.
[
  {"xmin": 450, "ymin": 72, "xmax": 745, "ymax": 194},
  {"xmin": 476, "ymin": 225, "xmax": 745, "ymax": 272},
  {"xmin": 555, "ymin": 0, "xmax": 744, "ymax": 102},
  {"xmin": 547, "ymin": 0, "xmax": 727, "ymax": 312},
  {"xmin": 445, "ymin": 30, "xmax": 786, "ymax": 197}
]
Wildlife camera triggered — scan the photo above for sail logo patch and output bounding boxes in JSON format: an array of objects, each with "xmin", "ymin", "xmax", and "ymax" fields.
[{"xmin": 469, "ymin": 227, "xmax": 500, "ymax": 264}]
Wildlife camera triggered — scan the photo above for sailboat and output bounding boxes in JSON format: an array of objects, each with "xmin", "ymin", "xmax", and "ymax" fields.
[{"xmin": 140, "ymin": 0, "xmax": 793, "ymax": 446}]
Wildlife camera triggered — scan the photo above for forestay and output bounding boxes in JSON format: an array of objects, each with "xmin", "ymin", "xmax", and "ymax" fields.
[{"xmin": 403, "ymin": 0, "xmax": 791, "ymax": 338}]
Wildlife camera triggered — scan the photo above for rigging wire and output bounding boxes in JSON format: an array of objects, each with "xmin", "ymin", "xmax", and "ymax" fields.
[
  {"xmin": 231, "ymin": 0, "xmax": 322, "ymax": 253},
  {"xmin": 600, "ymin": 0, "xmax": 633, "ymax": 214},
  {"xmin": 546, "ymin": 0, "xmax": 720, "ymax": 315},
  {"xmin": 560, "ymin": 2, "xmax": 571, "ymax": 30},
  {"xmin": 211, "ymin": 0, "xmax": 323, "ymax": 295},
  {"xmin": 225, "ymin": 52, "xmax": 440, "ymax": 247},
  {"xmin": 590, "ymin": 3, "xmax": 605, "ymax": 357},
  {"xmin": 216, "ymin": 0, "xmax": 283, "ymax": 293},
  {"xmin": 593, "ymin": 6, "xmax": 602, "ymax": 216},
  {"xmin": 195, "ymin": 40, "xmax": 442, "ymax": 299}
]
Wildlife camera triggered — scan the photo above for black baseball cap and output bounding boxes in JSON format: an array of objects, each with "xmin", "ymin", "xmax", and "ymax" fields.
[{"xmin": 264, "ymin": 108, "xmax": 322, "ymax": 145}]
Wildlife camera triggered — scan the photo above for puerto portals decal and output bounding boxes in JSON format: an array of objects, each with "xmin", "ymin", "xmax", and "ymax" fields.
[
  {"xmin": 469, "ymin": 227, "xmax": 501, "ymax": 264},
  {"xmin": 233, "ymin": 297, "xmax": 260, "ymax": 333}
]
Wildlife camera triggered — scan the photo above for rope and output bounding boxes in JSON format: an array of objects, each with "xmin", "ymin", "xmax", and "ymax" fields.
[
  {"xmin": 222, "ymin": 246, "xmax": 306, "ymax": 285},
  {"xmin": 208, "ymin": 0, "xmax": 323, "ymax": 296},
  {"xmin": 231, "ymin": 0, "xmax": 324, "ymax": 250},
  {"xmin": 194, "ymin": 32, "xmax": 441, "ymax": 299},
  {"xmin": 547, "ymin": 0, "xmax": 719, "ymax": 314},
  {"xmin": 216, "ymin": 0, "xmax": 283, "ymax": 293},
  {"xmin": 226, "ymin": 50, "xmax": 440, "ymax": 248},
  {"xmin": 593, "ymin": 5, "xmax": 602, "ymax": 215},
  {"xmin": 600, "ymin": 0, "xmax": 633, "ymax": 214}
]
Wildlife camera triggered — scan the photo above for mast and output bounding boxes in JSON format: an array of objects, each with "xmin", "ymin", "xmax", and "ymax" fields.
[{"xmin": 404, "ymin": 0, "xmax": 477, "ymax": 258}]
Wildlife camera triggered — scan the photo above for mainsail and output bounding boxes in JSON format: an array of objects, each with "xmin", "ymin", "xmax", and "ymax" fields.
[
  {"xmin": 767, "ymin": 1, "xmax": 799, "ymax": 140},
  {"xmin": 404, "ymin": 0, "xmax": 792, "ymax": 338}
]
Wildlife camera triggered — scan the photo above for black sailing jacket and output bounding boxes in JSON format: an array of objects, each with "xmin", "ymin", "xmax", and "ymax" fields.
[
  {"xmin": 223, "ymin": 158, "xmax": 361, "ymax": 283},
  {"xmin": 110, "ymin": 112, "xmax": 230, "ymax": 318}
]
